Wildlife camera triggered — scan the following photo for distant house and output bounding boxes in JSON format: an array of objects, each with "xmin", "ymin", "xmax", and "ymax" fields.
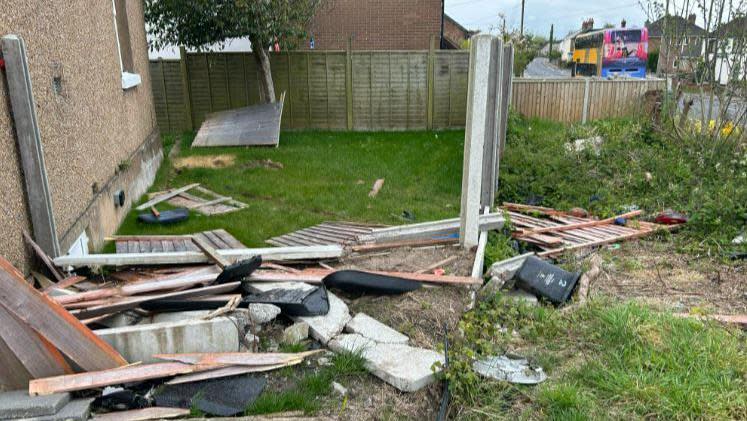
[
  {"xmin": 646, "ymin": 14, "xmax": 707, "ymax": 75},
  {"xmin": 306, "ymin": 0, "xmax": 444, "ymax": 50},
  {"xmin": 442, "ymin": 14, "xmax": 478, "ymax": 49},
  {"xmin": 559, "ymin": 19, "xmax": 595, "ymax": 64},
  {"xmin": 1, "ymin": 1, "xmax": 160, "ymax": 270},
  {"xmin": 710, "ymin": 16, "xmax": 746, "ymax": 85}
]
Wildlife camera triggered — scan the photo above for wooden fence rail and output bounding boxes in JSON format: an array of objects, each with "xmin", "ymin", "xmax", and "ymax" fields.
[{"xmin": 150, "ymin": 50, "xmax": 665, "ymax": 133}]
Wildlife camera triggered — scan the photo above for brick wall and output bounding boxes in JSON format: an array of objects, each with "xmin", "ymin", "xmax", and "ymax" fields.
[
  {"xmin": 443, "ymin": 16, "xmax": 470, "ymax": 48},
  {"xmin": 305, "ymin": 0, "xmax": 443, "ymax": 50}
]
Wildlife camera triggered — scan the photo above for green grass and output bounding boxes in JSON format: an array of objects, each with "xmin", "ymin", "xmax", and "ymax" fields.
[
  {"xmin": 245, "ymin": 350, "xmax": 367, "ymax": 416},
  {"xmin": 445, "ymin": 295, "xmax": 747, "ymax": 419},
  {"xmin": 117, "ymin": 130, "xmax": 464, "ymax": 248}
]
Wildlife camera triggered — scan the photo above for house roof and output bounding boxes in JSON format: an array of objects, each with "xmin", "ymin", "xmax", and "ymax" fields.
[
  {"xmin": 646, "ymin": 15, "xmax": 706, "ymax": 38},
  {"xmin": 713, "ymin": 16, "xmax": 747, "ymax": 38},
  {"xmin": 444, "ymin": 14, "xmax": 479, "ymax": 38}
]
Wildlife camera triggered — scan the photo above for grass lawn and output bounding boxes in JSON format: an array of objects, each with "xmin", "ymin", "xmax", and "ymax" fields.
[{"xmin": 117, "ymin": 130, "xmax": 465, "ymax": 247}]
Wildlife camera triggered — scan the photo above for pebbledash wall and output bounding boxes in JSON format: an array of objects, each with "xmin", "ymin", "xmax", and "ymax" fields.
[{"xmin": 0, "ymin": 1, "xmax": 161, "ymax": 271}]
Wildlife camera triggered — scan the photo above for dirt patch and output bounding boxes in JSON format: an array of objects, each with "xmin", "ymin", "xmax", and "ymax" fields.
[
  {"xmin": 591, "ymin": 241, "xmax": 747, "ymax": 314},
  {"xmin": 243, "ymin": 159, "xmax": 284, "ymax": 170},
  {"xmin": 173, "ymin": 154, "xmax": 235, "ymax": 169}
]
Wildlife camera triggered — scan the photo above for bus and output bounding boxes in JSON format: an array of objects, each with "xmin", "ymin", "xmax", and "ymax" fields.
[{"xmin": 572, "ymin": 27, "xmax": 648, "ymax": 78}]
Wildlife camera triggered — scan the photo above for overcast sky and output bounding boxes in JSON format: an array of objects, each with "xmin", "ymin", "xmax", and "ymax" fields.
[{"xmin": 445, "ymin": 0, "xmax": 651, "ymax": 39}]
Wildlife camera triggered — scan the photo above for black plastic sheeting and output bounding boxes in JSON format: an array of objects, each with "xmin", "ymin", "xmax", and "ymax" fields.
[
  {"xmin": 153, "ymin": 375, "xmax": 266, "ymax": 416},
  {"xmin": 93, "ymin": 388, "xmax": 149, "ymax": 412},
  {"xmin": 243, "ymin": 285, "xmax": 330, "ymax": 316},
  {"xmin": 137, "ymin": 208, "xmax": 189, "ymax": 225},
  {"xmin": 215, "ymin": 255, "xmax": 262, "ymax": 284},
  {"xmin": 322, "ymin": 270, "xmax": 422, "ymax": 295}
]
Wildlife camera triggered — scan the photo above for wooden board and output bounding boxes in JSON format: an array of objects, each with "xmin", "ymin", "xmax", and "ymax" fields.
[
  {"xmin": 0, "ymin": 257, "xmax": 127, "ymax": 371},
  {"xmin": 93, "ymin": 407, "xmax": 190, "ymax": 421},
  {"xmin": 192, "ymin": 93, "xmax": 285, "ymax": 147},
  {"xmin": 267, "ymin": 221, "xmax": 379, "ymax": 247}
]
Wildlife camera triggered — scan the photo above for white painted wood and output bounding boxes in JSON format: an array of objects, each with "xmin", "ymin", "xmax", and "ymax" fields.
[
  {"xmin": 460, "ymin": 35, "xmax": 494, "ymax": 248},
  {"xmin": 362, "ymin": 213, "xmax": 505, "ymax": 243},
  {"xmin": 53, "ymin": 245, "xmax": 344, "ymax": 267},
  {"xmin": 471, "ymin": 207, "xmax": 491, "ymax": 279},
  {"xmin": 135, "ymin": 183, "xmax": 199, "ymax": 210}
]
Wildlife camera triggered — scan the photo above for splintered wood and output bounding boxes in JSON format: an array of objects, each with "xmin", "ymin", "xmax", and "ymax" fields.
[
  {"xmin": 503, "ymin": 203, "xmax": 679, "ymax": 256},
  {"xmin": 266, "ymin": 222, "xmax": 380, "ymax": 247},
  {"xmin": 144, "ymin": 185, "xmax": 247, "ymax": 215},
  {"xmin": 114, "ymin": 229, "xmax": 245, "ymax": 254}
]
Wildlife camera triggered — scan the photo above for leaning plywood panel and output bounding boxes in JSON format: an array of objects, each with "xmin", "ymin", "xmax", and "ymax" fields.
[
  {"xmin": 192, "ymin": 93, "xmax": 285, "ymax": 147},
  {"xmin": 0, "ymin": 257, "xmax": 127, "ymax": 371}
]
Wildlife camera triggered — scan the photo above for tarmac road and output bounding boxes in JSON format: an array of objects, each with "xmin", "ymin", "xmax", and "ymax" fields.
[{"xmin": 523, "ymin": 57, "xmax": 571, "ymax": 78}]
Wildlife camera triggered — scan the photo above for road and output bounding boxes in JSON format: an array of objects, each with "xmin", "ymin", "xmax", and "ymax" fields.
[
  {"xmin": 681, "ymin": 93, "xmax": 746, "ymax": 126},
  {"xmin": 523, "ymin": 57, "xmax": 572, "ymax": 78}
]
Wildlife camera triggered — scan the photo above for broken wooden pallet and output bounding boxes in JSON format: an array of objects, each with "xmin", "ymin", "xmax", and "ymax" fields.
[
  {"xmin": 144, "ymin": 185, "xmax": 247, "ymax": 215},
  {"xmin": 113, "ymin": 229, "xmax": 245, "ymax": 254},
  {"xmin": 266, "ymin": 222, "xmax": 381, "ymax": 247},
  {"xmin": 502, "ymin": 203, "xmax": 678, "ymax": 256}
]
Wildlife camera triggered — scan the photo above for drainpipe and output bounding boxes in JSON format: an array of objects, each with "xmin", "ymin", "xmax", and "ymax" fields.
[{"xmin": 440, "ymin": 0, "xmax": 445, "ymax": 49}]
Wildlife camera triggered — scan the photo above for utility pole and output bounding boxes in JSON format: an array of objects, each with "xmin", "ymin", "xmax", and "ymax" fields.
[
  {"xmin": 520, "ymin": 0, "xmax": 526, "ymax": 37},
  {"xmin": 500, "ymin": 14, "xmax": 506, "ymax": 38},
  {"xmin": 548, "ymin": 24, "xmax": 554, "ymax": 59}
]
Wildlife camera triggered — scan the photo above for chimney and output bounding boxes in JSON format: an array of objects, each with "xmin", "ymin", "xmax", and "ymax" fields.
[
  {"xmin": 621, "ymin": 19, "xmax": 627, "ymax": 28},
  {"xmin": 688, "ymin": 14, "xmax": 696, "ymax": 25}
]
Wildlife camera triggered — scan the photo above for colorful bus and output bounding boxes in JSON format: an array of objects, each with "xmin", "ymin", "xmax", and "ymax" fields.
[{"xmin": 572, "ymin": 28, "xmax": 648, "ymax": 78}]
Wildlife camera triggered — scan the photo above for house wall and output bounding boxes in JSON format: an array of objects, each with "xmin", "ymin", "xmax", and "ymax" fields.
[
  {"xmin": 0, "ymin": 0, "xmax": 160, "ymax": 271},
  {"xmin": 443, "ymin": 17, "xmax": 468, "ymax": 48},
  {"xmin": 306, "ymin": 0, "xmax": 443, "ymax": 50}
]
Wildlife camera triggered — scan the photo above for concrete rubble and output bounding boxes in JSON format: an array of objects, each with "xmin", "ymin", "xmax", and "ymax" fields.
[
  {"xmin": 282, "ymin": 321, "xmax": 310, "ymax": 345},
  {"xmin": 345, "ymin": 312, "xmax": 408, "ymax": 344}
]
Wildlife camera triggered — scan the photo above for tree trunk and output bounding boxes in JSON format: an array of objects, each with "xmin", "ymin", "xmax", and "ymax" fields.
[{"xmin": 251, "ymin": 42, "xmax": 276, "ymax": 103}]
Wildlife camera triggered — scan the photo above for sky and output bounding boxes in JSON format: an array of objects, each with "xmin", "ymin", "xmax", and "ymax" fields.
[{"xmin": 445, "ymin": 0, "xmax": 651, "ymax": 39}]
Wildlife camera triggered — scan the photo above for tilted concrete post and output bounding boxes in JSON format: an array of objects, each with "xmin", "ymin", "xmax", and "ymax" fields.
[{"xmin": 460, "ymin": 35, "xmax": 497, "ymax": 248}]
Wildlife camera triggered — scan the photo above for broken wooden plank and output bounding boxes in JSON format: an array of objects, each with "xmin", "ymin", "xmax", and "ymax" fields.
[
  {"xmin": 673, "ymin": 313, "xmax": 747, "ymax": 329},
  {"xmin": 0, "ymin": 334, "xmax": 33, "ymax": 390},
  {"xmin": 29, "ymin": 362, "xmax": 221, "ymax": 395},
  {"xmin": 166, "ymin": 360, "xmax": 302, "ymax": 385},
  {"xmin": 191, "ymin": 236, "xmax": 231, "ymax": 268},
  {"xmin": 53, "ymin": 245, "xmax": 344, "ymax": 267},
  {"xmin": 0, "ymin": 257, "xmax": 127, "ymax": 371},
  {"xmin": 187, "ymin": 196, "xmax": 231, "ymax": 210},
  {"xmin": 471, "ymin": 207, "xmax": 491, "ymax": 279},
  {"xmin": 92, "ymin": 407, "xmax": 191, "ymax": 421},
  {"xmin": 0, "ymin": 303, "xmax": 72, "ymax": 378},
  {"xmin": 415, "ymin": 256, "xmax": 459, "ymax": 274},
  {"xmin": 361, "ymin": 213, "xmax": 505, "ymax": 243},
  {"xmin": 70, "ymin": 282, "xmax": 241, "ymax": 319},
  {"xmin": 514, "ymin": 210, "xmax": 643, "ymax": 236},
  {"xmin": 368, "ymin": 179, "xmax": 385, "ymax": 197},
  {"xmin": 247, "ymin": 268, "xmax": 482, "ymax": 286},
  {"xmin": 43, "ymin": 275, "xmax": 87, "ymax": 293},
  {"xmin": 154, "ymin": 350, "xmax": 318, "ymax": 366},
  {"xmin": 537, "ymin": 224, "xmax": 678, "ymax": 257},
  {"xmin": 135, "ymin": 184, "xmax": 199, "ymax": 210},
  {"xmin": 23, "ymin": 232, "xmax": 64, "ymax": 282},
  {"xmin": 53, "ymin": 266, "xmax": 220, "ymax": 305},
  {"xmin": 351, "ymin": 237, "xmax": 457, "ymax": 253}
]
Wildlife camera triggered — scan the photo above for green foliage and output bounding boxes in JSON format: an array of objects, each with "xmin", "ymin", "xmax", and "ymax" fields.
[
  {"xmin": 499, "ymin": 112, "xmax": 747, "ymax": 251},
  {"xmin": 331, "ymin": 350, "xmax": 368, "ymax": 376},
  {"xmin": 514, "ymin": 47, "xmax": 538, "ymax": 76},
  {"xmin": 446, "ymin": 297, "xmax": 747, "ymax": 419},
  {"xmin": 648, "ymin": 50, "xmax": 659, "ymax": 73},
  {"xmin": 145, "ymin": 0, "xmax": 321, "ymax": 50},
  {"xmin": 278, "ymin": 342, "xmax": 308, "ymax": 353},
  {"xmin": 548, "ymin": 50, "xmax": 562, "ymax": 61},
  {"xmin": 483, "ymin": 229, "xmax": 518, "ymax": 269}
]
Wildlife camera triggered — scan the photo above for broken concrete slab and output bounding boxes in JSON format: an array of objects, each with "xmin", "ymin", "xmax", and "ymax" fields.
[
  {"xmin": 26, "ymin": 398, "xmax": 93, "ymax": 421},
  {"xmin": 296, "ymin": 291, "xmax": 350, "ymax": 345},
  {"xmin": 479, "ymin": 253, "xmax": 533, "ymax": 302},
  {"xmin": 345, "ymin": 313, "xmax": 408, "ymax": 344},
  {"xmin": 282, "ymin": 322, "xmax": 309, "ymax": 345},
  {"xmin": 473, "ymin": 355, "xmax": 547, "ymax": 384},
  {"xmin": 96, "ymin": 317, "xmax": 240, "ymax": 363},
  {"xmin": 505, "ymin": 289, "xmax": 539, "ymax": 306},
  {"xmin": 328, "ymin": 334, "xmax": 443, "ymax": 392},
  {"xmin": 0, "ymin": 390, "xmax": 70, "ymax": 419},
  {"xmin": 246, "ymin": 303, "xmax": 281, "ymax": 324},
  {"xmin": 242, "ymin": 281, "xmax": 316, "ymax": 294},
  {"xmin": 140, "ymin": 310, "xmax": 212, "ymax": 324}
]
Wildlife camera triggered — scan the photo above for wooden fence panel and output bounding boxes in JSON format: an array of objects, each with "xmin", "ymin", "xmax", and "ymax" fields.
[{"xmin": 151, "ymin": 51, "xmax": 665, "ymax": 133}]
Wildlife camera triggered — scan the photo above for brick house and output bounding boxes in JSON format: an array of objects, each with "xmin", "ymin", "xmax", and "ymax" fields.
[
  {"xmin": 305, "ymin": 0, "xmax": 446, "ymax": 50},
  {"xmin": 646, "ymin": 14, "xmax": 707, "ymax": 75},
  {"xmin": 0, "ymin": 0, "xmax": 161, "ymax": 271},
  {"xmin": 442, "ymin": 14, "xmax": 479, "ymax": 49}
]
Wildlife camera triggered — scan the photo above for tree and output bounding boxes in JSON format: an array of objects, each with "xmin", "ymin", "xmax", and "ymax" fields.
[{"xmin": 145, "ymin": 0, "xmax": 323, "ymax": 103}]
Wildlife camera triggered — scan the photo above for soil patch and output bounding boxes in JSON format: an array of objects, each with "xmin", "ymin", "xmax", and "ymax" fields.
[
  {"xmin": 592, "ymin": 241, "xmax": 747, "ymax": 314},
  {"xmin": 173, "ymin": 154, "xmax": 235, "ymax": 169}
]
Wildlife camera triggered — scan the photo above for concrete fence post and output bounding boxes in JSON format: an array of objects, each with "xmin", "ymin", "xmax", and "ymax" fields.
[
  {"xmin": 426, "ymin": 35, "xmax": 437, "ymax": 130},
  {"xmin": 582, "ymin": 77, "xmax": 591, "ymax": 124},
  {"xmin": 1, "ymin": 35, "xmax": 61, "ymax": 257},
  {"xmin": 346, "ymin": 38, "xmax": 354, "ymax": 130},
  {"xmin": 460, "ymin": 35, "xmax": 497, "ymax": 248},
  {"xmin": 179, "ymin": 46, "xmax": 194, "ymax": 131}
]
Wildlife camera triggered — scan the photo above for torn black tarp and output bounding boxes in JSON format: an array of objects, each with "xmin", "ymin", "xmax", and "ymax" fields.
[
  {"xmin": 322, "ymin": 270, "xmax": 422, "ymax": 295},
  {"xmin": 215, "ymin": 255, "xmax": 262, "ymax": 284},
  {"xmin": 153, "ymin": 375, "xmax": 266, "ymax": 417},
  {"xmin": 242, "ymin": 285, "xmax": 330, "ymax": 317}
]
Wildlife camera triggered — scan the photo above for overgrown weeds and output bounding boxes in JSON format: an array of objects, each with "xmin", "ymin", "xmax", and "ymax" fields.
[{"xmin": 499, "ymin": 112, "xmax": 747, "ymax": 254}]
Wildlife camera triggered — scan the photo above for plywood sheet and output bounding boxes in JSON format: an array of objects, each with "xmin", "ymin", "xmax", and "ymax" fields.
[{"xmin": 192, "ymin": 94, "xmax": 285, "ymax": 147}]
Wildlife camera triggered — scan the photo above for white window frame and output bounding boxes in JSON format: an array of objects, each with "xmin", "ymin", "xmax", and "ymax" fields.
[{"xmin": 112, "ymin": 0, "xmax": 141, "ymax": 90}]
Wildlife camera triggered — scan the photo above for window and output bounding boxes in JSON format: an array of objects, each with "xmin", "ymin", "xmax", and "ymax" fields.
[{"xmin": 112, "ymin": 0, "xmax": 141, "ymax": 89}]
